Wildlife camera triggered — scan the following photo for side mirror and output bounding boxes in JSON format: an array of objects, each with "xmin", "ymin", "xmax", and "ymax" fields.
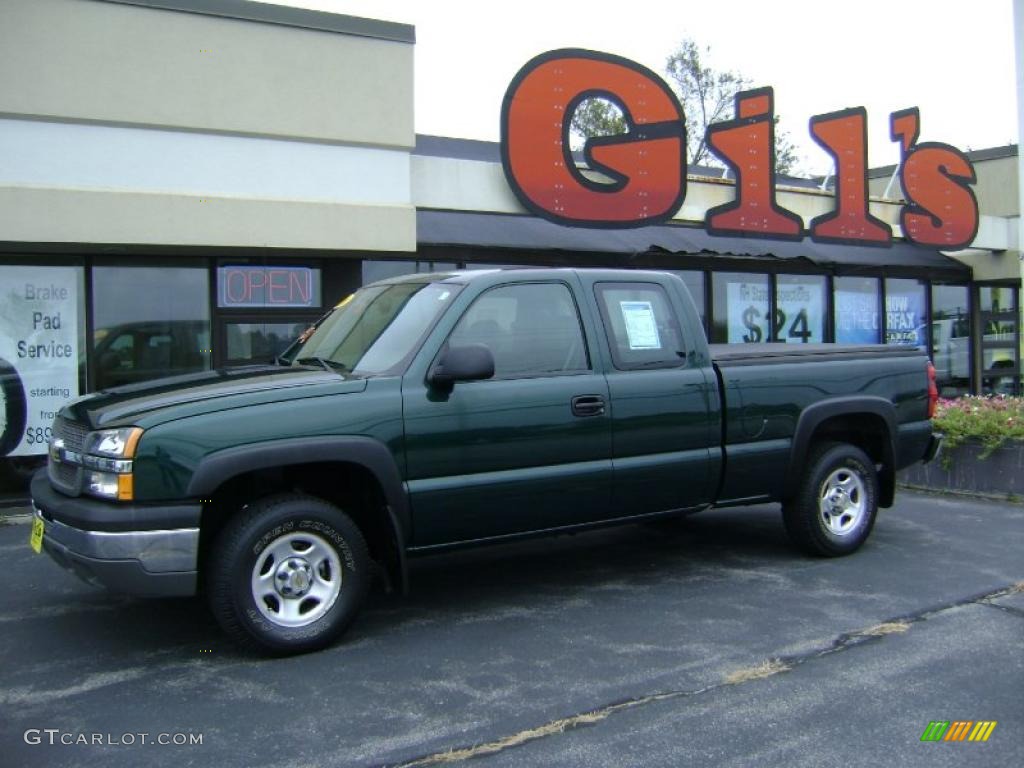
[{"xmin": 429, "ymin": 344, "xmax": 495, "ymax": 389}]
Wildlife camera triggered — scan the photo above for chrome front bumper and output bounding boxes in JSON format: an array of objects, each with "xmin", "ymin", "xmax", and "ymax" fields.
[{"xmin": 34, "ymin": 505, "xmax": 199, "ymax": 597}]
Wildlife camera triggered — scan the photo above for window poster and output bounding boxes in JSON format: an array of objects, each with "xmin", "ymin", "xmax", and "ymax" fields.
[
  {"xmin": 835, "ymin": 285, "xmax": 881, "ymax": 344},
  {"xmin": 726, "ymin": 280, "xmax": 771, "ymax": 343},
  {"xmin": 774, "ymin": 281, "xmax": 824, "ymax": 343},
  {"xmin": 620, "ymin": 301, "xmax": 661, "ymax": 350},
  {"xmin": 0, "ymin": 267, "xmax": 80, "ymax": 457},
  {"xmin": 885, "ymin": 284, "xmax": 926, "ymax": 346}
]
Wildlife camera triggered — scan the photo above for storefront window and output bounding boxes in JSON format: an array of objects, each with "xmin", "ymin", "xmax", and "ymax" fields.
[
  {"xmin": 361, "ymin": 260, "xmax": 457, "ymax": 285},
  {"xmin": 225, "ymin": 322, "xmax": 310, "ymax": 363},
  {"xmin": 978, "ymin": 285, "xmax": 1020, "ymax": 396},
  {"xmin": 712, "ymin": 272, "xmax": 769, "ymax": 343},
  {"xmin": 668, "ymin": 271, "xmax": 705, "ymax": 329},
  {"xmin": 775, "ymin": 275, "xmax": 826, "ymax": 344},
  {"xmin": 884, "ymin": 278, "xmax": 926, "ymax": 346},
  {"xmin": 834, "ymin": 277, "xmax": 880, "ymax": 344},
  {"xmin": 930, "ymin": 284, "xmax": 970, "ymax": 396},
  {"xmin": 0, "ymin": 265, "xmax": 84, "ymax": 461},
  {"xmin": 92, "ymin": 266, "xmax": 211, "ymax": 390}
]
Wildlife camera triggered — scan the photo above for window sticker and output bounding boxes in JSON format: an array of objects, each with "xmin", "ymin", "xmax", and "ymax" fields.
[{"xmin": 620, "ymin": 301, "xmax": 661, "ymax": 350}]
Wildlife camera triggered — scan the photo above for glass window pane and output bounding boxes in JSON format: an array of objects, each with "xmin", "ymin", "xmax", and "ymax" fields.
[
  {"xmin": 294, "ymin": 280, "xmax": 461, "ymax": 375},
  {"xmin": 361, "ymin": 260, "xmax": 457, "ymax": 285},
  {"xmin": 834, "ymin": 276, "xmax": 880, "ymax": 344},
  {"xmin": 980, "ymin": 286, "xmax": 1016, "ymax": 313},
  {"xmin": 930, "ymin": 284, "xmax": 970, "ymax": 397},
  {"xmin": 92, "ymin": 267, "xmax": 210, "ymax": 390},
  {"xmin": 449, "ymin": 283, "xmax": 588, "ymax": 377},
  {"xmin": 667, "ymin": 270, "xmax": 705, "ymax": 328},
  {"xmin": 981, "ymin": 349, "xmax": 1019, "ymax": 396},
  {"xmin": 712, "ymin": 272, "xmax": 769, "ymax": 344},
  {"xmin": 885, "ymin": 278, "xmax": 926, "ymax": 346},
  {"xmin": 775, "ymin": 275, "xmax": 826, "ymax": 344},
  {"xmin": 226, "ymin": 322, "xmax": 310, "ymax": 363},
  {"xmin": 596, "ymin": 283, "xmax": 685, "ymax": 370}
]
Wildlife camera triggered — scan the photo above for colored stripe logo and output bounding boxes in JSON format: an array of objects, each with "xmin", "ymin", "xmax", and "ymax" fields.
[{"xmin": 921, "ymin": 721, "xmax": 997, "ymax": 742}]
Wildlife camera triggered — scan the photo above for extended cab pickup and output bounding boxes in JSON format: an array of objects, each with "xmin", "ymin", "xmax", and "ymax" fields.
[{"xmin": 30, "ymin": 269, "xmax": 940, "ymax": 653}]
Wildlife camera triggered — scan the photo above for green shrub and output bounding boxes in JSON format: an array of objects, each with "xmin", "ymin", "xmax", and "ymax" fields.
[{"xmin": 934, "ymin": 395, "xmax": 1024, "ymax": 459}]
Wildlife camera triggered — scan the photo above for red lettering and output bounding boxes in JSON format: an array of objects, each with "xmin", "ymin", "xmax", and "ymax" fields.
[
  {"xmin": 891, "ymin": 108, "xmax": 979, "ymax": 249},
  {"xmin": 268, "ymin": 270, "xmax": 289, "ymax": 303},
  {"xmin": 501, "ymin": 49, "xmax": 686, "ymax": 227},
  {"xmin": 247, "ymin": 269, "xmax": 266, "ymax": 304},
  {"xmin": 289, "ymin": 270, "xmax": 310, "ymax": 305},
  {"xmin": 890, "ymin": 108, "xmax": 919, "ymax": 155},
  {"xmin": 809, "ymin": 108, "xmax": 891, "ymax": 245},
  {"xmin": 704, "ymin": 88, "xmax": 802, "ymax": 240},
  {"xmin": 225, "ymin": 270, "xmax": 247, "ymax": 303}
]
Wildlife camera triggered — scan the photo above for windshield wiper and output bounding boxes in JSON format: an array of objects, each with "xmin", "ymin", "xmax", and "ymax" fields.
[
  {"xmin": 271, "ymin": 355, "xmax": 292, "ymax": 367},
  {"xmin": 295, "ymin": 357, "xmax": 349, "ymax": 374}
]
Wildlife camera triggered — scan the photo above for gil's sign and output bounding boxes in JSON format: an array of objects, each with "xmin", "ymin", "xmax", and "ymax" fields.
[{"xmin": 501, "ymin": 49, "xmax": 979, "ymax": 249}]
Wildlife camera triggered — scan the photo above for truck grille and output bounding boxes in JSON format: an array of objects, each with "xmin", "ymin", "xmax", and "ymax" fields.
[{"xmin": 47, "ymin": 416, "xmax": 88, "ymax": 495}]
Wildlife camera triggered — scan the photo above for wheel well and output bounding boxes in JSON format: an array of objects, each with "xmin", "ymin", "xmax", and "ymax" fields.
[
  {"xmin": 197, "ymin": 461, "xmax": 402, "ymax": 592},
  {"xmin": 804, "ymin": 413, "xmax": 895, "ymax": 507}
]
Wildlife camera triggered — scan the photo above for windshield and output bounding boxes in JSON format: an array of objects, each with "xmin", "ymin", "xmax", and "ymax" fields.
[{"xmin": 288, "ymin": 280, "xmax": 461, "ymax": 375}]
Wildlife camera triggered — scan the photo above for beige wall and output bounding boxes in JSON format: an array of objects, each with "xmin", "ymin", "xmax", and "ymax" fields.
[
  {"xmin": 970, "ymin": 156, "xmax": 1020, "ymax": 219},
  {"xmin": 0, "ymin": 0, "xmax": 413, "ymax": 147},
  {"xmin": 0, "ymin": 0, "xmax": 416, "ymax": 251}
]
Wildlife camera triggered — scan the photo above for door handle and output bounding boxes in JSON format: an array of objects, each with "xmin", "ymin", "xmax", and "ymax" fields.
[{"xmin": 571, "ymin": 395, "xmax": 606, "ymax": 417}]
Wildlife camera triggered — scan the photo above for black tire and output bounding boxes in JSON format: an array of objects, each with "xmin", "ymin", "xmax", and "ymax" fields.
[
  {"xmin": 207, "ymin": 493, "xmax": 371, "ymax": 655},
  {"xmin": 0, "ymin": 358, "xmax": 27, "ymax": 457},
  {"xmin": 782, "ymin": 442, "xmax": 879, "ymax": 557}
]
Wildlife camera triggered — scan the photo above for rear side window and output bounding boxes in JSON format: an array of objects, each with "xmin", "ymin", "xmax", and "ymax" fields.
[
  {"xmin": 595, "ymin": 283, "xmax": 685, "ymax": 370},
  {"xmin": 448, "ymin": 282, "xmax": 589, "ymax": 378}
]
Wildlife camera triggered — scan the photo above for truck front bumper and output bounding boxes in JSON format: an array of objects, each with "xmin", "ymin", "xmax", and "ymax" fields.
[{"xmin": 30, "ymin": 471, "xmax": 200, "ymax": 597}]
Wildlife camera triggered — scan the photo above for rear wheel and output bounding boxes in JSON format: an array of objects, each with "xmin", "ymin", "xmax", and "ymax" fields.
[
  {"xmin": 207, "ymin": 493, "xmax": 370, "ymax": 654},
  {"xmin": 782, "ymin": 442, "xmax": 878, "ymax": 556}
]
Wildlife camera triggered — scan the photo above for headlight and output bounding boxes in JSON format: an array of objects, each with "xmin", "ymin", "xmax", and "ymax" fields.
[
  {"xmin": 82, "ymin": 427, "xmax": 142, "ymax": 500},
  {"xmin": 84, "ymin": 428, "xmax": 143, "ymax": 458}
]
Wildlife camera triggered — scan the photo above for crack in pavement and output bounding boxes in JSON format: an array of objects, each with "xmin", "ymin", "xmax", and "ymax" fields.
[{"xmin": 383, "ymin": 581, "xmax": 1024, "ymax": 768}]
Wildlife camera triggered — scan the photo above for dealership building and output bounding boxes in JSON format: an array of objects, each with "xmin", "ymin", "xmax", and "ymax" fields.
[{"xmin": 1, "ymin": 0, "xmax": 1022, "ymax": 481}]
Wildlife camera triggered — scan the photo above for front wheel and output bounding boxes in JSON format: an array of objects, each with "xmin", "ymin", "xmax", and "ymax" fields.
[
  {"xmin": 782, "ymin": 442, "xmax": 879, "ymax": 557},
  {"xmin": 207, "ymin": 494, "xmax": 370, "ymax": 654}
]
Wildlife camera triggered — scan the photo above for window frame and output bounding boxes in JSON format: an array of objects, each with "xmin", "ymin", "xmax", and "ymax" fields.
[
  {"xmin": 594, "ymin": 281, "xmax": 687, "ymax": 371},
  {"xmin": 439, "ymin": 280, "xmax": 592, "ymax": 382}
]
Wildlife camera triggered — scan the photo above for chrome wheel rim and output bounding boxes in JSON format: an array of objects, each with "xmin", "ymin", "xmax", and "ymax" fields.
[
  {"xmin": 818, "ymin": 468, "xmax": 866, "ymax": 536},
  {"xmin": 251, "ymin": 531, "xmax": 342, "ymax": 628}
]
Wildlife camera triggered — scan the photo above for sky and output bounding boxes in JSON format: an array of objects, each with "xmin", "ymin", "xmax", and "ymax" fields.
[{"xmin": 258, "ymin": 0, "xmax": 1020, "ymax": 176}]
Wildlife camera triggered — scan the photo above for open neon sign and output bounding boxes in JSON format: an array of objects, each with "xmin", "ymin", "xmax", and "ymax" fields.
[{"xmin": 501, "ymin": 49, "xmax": 979, "ymax": 249}]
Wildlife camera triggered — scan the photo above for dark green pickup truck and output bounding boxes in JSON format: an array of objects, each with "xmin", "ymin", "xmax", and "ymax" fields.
[{"xmin": 31, "ymin": 268, "xmax": 940, "ymax": 653}]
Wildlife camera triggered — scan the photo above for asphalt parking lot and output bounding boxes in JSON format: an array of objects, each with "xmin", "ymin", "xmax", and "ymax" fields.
[{"xmin": 0, "ymin": 490, "xmax": 1021, "ymax": 768}]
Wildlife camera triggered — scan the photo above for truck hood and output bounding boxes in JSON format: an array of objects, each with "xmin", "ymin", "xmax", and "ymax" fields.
[{"xmin": 61, "ymin": 365, "xmax": 368, "ymax": 429}]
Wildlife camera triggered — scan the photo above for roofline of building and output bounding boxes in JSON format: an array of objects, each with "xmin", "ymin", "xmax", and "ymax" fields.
[
  {"xmin": 413, "ymin": 134, "xmax": 823, "ymax": 189},
  {"xmin": 868, "ymin": 143, "xmax": 1018, "ymax": 178},
  {"xmin": 98, "ymin": 0, "xmax": 416, "ymax": 44}
]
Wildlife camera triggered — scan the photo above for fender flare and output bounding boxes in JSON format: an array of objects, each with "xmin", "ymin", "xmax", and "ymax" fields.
[
  {"xmin": 785, "ymin": 397, "xmax": 897, "ymax": 505},
  {"xmin": 186, "ymin": 436, "xmax": 410, "ymax": 592}
]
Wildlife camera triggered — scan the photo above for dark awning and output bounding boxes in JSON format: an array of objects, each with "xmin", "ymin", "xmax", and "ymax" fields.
[{"xmin": 417, "ymin": 209, "xmax": 970, "ymax": 275}]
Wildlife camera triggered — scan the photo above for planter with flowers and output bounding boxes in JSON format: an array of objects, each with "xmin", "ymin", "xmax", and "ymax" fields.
[{"xmin": 898, "ymin": 395, "xmax": 1024, "ymax": 498}]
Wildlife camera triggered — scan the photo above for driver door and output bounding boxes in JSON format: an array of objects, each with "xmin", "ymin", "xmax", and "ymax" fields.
[{"xmin": 402, "ymin": 280, "xmax": 612, "ymax": 547}]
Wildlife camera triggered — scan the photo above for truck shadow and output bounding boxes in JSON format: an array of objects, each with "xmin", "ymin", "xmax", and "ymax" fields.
[
  {"xmin": 358, "ymin": 504, "xmax": 796, "ymax": 629},
  {"xmin": 22, "ymin": 504, "xmax": 799, "ymax": 658}
]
